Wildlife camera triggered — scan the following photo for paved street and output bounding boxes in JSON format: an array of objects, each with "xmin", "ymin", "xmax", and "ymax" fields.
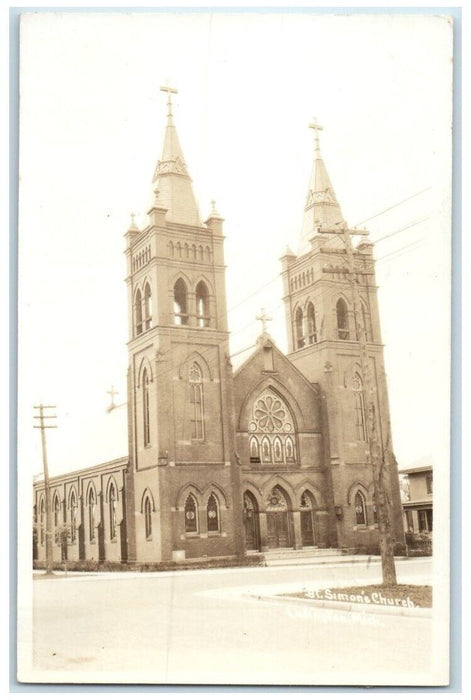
[{"xmin": 21, "ymin": 558, "xmax": 438, "ymax": 685}]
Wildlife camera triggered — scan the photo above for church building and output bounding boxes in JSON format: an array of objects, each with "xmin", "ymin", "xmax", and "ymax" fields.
[{"xmin": 33, "ymin": 90, "xmax": 405, "ymax": 566}]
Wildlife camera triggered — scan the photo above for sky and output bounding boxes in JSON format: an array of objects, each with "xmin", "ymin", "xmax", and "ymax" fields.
[{"xmin": 17, "ymin": 11, "xmax": 453, "ymax": 480}]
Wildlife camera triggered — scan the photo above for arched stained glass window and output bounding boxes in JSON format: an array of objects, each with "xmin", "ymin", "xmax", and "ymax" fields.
[
  {"xmin": 354, "ymin": 491, "xmax": 367, "ymax": 526},
  {"xmin": 53, "ymin": 494, "xmax": 60, "ymax": 528},
  {"xmin": 196, "ymin": 281, "xmax": 210, "ymax": 328},
  {"xmin": 173, "ymin": 278, "xmax": 188, "ymax": 325},
  {"xmin": 88, "ymin": 489, "xmax": 96, "ymax": 542},
  {"xmin": 248, "ymin": 390, "xmax": 297, "ymax": 464},
  {"xmin": 144, "ymin": 496, "xmax": 152, "ymax": 539},
  {"xmin": 144, "ymin": 283, "xmax": 152, "ymax": 331},
  {"xmin": 70, "ymin": 491, "xmax": 77, "ymax": 543},
  {"xmin": 249, "ymin": 436, "xmax": 260, "ymax": 463},
  {"xmin": 40, "ymin": 498, "xmax": 45, "ymax": 545},
  {"xmin": 184, "ymin": 494, "xmax": 198, "ymax": 533},
  {"xmin": 261, "ymin": 436, "xmax": 272, "ymax": 463},
  {"xmin": 295, "ymin": 307, "xmax": 304, "ymax": 349},
  {"xmin": 109, "ymin": 483, "xmax": 117, "ymax": 540},
  {"xmin": 273, "ymin": 436, "xmax": 283, "ymax": 463},
  {"xmin": 353, "ymin": 373, "xmax": 367, "ymax": 441},
  {"xmin": 189, "ymin": 363, "xmax": 204, "ymax": 439},
  {"xmin": 207, "ymin": 493, "xmax": 220, "ymax": 533},
  {"xmin": 307, "ymin": 302, "xmax": 317, "ymax": 344},
  {"xmin": 143, "ymin": 368, "xmax": 150, "ymax": 446},
  {"xmin": 135, "ymin": 288, "xmax": 143, "ymax": 336},
  {"xmin": 336, "ymin": 298, "xmax": 349, "ymax": 340}
]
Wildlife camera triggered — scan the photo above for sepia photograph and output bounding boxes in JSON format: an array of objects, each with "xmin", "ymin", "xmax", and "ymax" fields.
[{"xmin": 16, "ymin": 9, "xmax": 453, "ymax": 686}]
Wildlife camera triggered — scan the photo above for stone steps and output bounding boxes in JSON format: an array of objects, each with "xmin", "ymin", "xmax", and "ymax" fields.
[{"xmin": 262, "ymin": 547, "xmax": 344, "ymax": 561}]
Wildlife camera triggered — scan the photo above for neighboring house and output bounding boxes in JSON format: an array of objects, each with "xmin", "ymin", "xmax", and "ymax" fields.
[
  {"xmin": 33, "ymin": 93, "xmax": 406, "ymax": 565},
  {"xmin": 399, "ymin": 465, "xmax": 433, "ymax": 534}
]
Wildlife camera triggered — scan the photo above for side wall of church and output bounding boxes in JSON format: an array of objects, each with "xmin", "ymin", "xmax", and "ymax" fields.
[{"xmin": 33, "ymin": 459, "xmax": 128, "ymax": 565}]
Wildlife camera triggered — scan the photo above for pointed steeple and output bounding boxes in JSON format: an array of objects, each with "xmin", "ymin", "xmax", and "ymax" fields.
[
  {"xmin": 298, "ymin": 119, "xmax": 344, "ymax": 254},
  {"xmin": 151, "ymin": 86, "xmax": 201, "ymax": 227}
]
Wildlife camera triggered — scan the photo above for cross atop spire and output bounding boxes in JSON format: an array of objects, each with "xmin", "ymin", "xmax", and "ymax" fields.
[
  {"xmin": 256, "ymin": 308, "xmax": 272, "ymax": 335},
  {"xmin": 309, "ymin": 117, "xmax": 323, "ymax": 154},
  {"xmin": 160, "ymin": 84, "xmax": 178, "ymax": 118}
]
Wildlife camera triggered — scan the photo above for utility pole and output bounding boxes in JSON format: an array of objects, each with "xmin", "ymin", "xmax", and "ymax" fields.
[
  {"xmin": 320, "ymin": 222, "xmax": 397, "ymax": 586},
  {"xmin": 33, "ymin": 404, "xmax": 57, "ymax": 575}
]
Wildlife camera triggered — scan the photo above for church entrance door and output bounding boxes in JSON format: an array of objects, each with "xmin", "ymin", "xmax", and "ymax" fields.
[
  {"xmin": 300, "ymin": 510, "xmax": 314, "ymax": 546},
  {"xmin": 266, "ymin": 486, "xmax": 292, "ymax": 549},
  {"xmin": 267, "ymin": 511, "xmax": 290, "ymax": 548},
  {"xmin": 243, "ymin": 491, "xmax": 260, "ymax": 550}
]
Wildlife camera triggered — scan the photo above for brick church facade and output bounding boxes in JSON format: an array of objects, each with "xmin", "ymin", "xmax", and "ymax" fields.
[{"xmin": 33, "ymin": 93, "xmax": 405, "ymax": 565}]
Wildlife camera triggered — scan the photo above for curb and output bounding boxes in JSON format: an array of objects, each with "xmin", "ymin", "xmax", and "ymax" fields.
[{"xmin": 245, "ymin": 592, "xmax": 432, "ymax": 618}]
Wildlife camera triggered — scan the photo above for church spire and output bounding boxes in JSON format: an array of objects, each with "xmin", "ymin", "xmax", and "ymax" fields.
[
  {"xmin": 151, "ymin": 86, "xmax": 201, "ymax": 227},
  {"xmin": 298, "ymin": 119, "xmax": 344, "ymax": 254}
]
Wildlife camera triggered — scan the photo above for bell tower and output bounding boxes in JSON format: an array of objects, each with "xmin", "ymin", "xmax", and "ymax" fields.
[
  {"xmin": 124, "ymin": 87, "xmax": 244, "ymax": 563},
  {"xmin": 280, "ymin": 120, "xmax": 404, "ymax": 550}
]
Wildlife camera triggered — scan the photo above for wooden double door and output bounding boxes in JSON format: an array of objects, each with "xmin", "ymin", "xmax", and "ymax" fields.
[{"xmin": 266, "ymin": 511, "xmax": 290, "ymax": 549}]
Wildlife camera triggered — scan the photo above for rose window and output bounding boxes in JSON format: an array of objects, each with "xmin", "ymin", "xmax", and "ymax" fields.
[{"xmin": 248, "ymin": 390, "xmax": 296, "ymax": 464}]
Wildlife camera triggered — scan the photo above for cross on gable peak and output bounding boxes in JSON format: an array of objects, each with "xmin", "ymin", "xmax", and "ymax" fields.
[{"xmin": 256, "ymin": 307, "xmax": 272, "ymax": 335}]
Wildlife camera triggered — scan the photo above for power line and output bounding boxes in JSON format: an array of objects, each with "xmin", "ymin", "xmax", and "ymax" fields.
[{"xmin": 354, "ymin": 188, "xmax": 431, "ymax": 226}]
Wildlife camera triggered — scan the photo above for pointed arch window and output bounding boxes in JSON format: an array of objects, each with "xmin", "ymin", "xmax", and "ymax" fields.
[
  {"xmin": 196, "ymin": 281, "xmax": 210, "ymax": 328},
  {"xmin": 53, "ymin": 494, "xmax": 61, "ymax": 537},
  {"xmin": 307, "ymin": 302, "xmax": 317, "ymax": 344},
  {"xmin": 144, "ymin": 495, "xmax": 152, "ymax": 539},
  {"xmin": 353, "ymin": 373, "xmax": 367, "ymax": 441},
  {"xmin": 173, "ymin": 278, "xmax": 188, "ymax": 325},
  {"xmin": 273, "ymin": 436, "xmax": 283, "ymax": 463},
  {"xmin": 249, "ymin": 436, "xmax": 260, "ymax": 463},
  {"xmin": 144, "ymin": 283, "xmax": 152, "ymax": 331},
  {"xmin": 207, "ymin": 493, "xmax": 220, "ymax": 533},
  {"xmin": 109, "ymin": 483, "xmax": 117, "ymax": 540},
  {"xmin": 142, "ymin": 368, "xmax": 150, "ymax": 446},
  {"xmin": 354, "ymin": 491, "xmax": 367, "ymax": 525},
  {"xmin": 135, "ymin": 288, "xmax": 143, "ymax": 336},
  {"xmin": 88, "ymin": 489, "xmax": 96, "ymax": 542},
  {"xmin": 176, "ymin": 242, "xmax": 182, "ymax": 257},
  {"xmin": 295, "ymin": 307, "xmax": 305, "ymax": 349},
  {"xmin": 40, "ymin": 498, "xmax": 45, "ymax": 545},
  {"xmin": 184, "ymin": 494, "xmax": 198, "ymax": 534},
  {"xmin": 336, "ymin": 298, "xmax": 349, "ymax": 340},
  {"xmin": 248, "ymin": 390, "xmax": 297, "ymax": 464},
  {"xmin": 184, "ymin": 243, "xmax": 189, "ymax": 258},
  {"xmin": 198, "ymin": 245, "xmax": 204, "ymax": 261},
  {"xmin": 70, "ymin": 491, "xmax": 77, "ymax": 543},
  {"xmin": 189, "ymin": 363, "xmax": 204, "ymax": 440}
]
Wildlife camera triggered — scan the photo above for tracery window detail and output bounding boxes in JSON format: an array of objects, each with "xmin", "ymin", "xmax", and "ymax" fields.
[
  {"xmin": 354, "ymin": 491, "xmax": 367, "ymax": 526},
  {"xmin": 189, "ymin": 363, "xmax": 204, "ymax": 440},
  {"xmin": 184, "ymin": 494, "xmax": 198, "ymax": 534},
  {"xmin": 207, "ymin": 493, "xmax": 220, "ymax": 533},
  {"xmin": 248, "ymin": 390, "xmax": 297, "ymax": 464}
]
